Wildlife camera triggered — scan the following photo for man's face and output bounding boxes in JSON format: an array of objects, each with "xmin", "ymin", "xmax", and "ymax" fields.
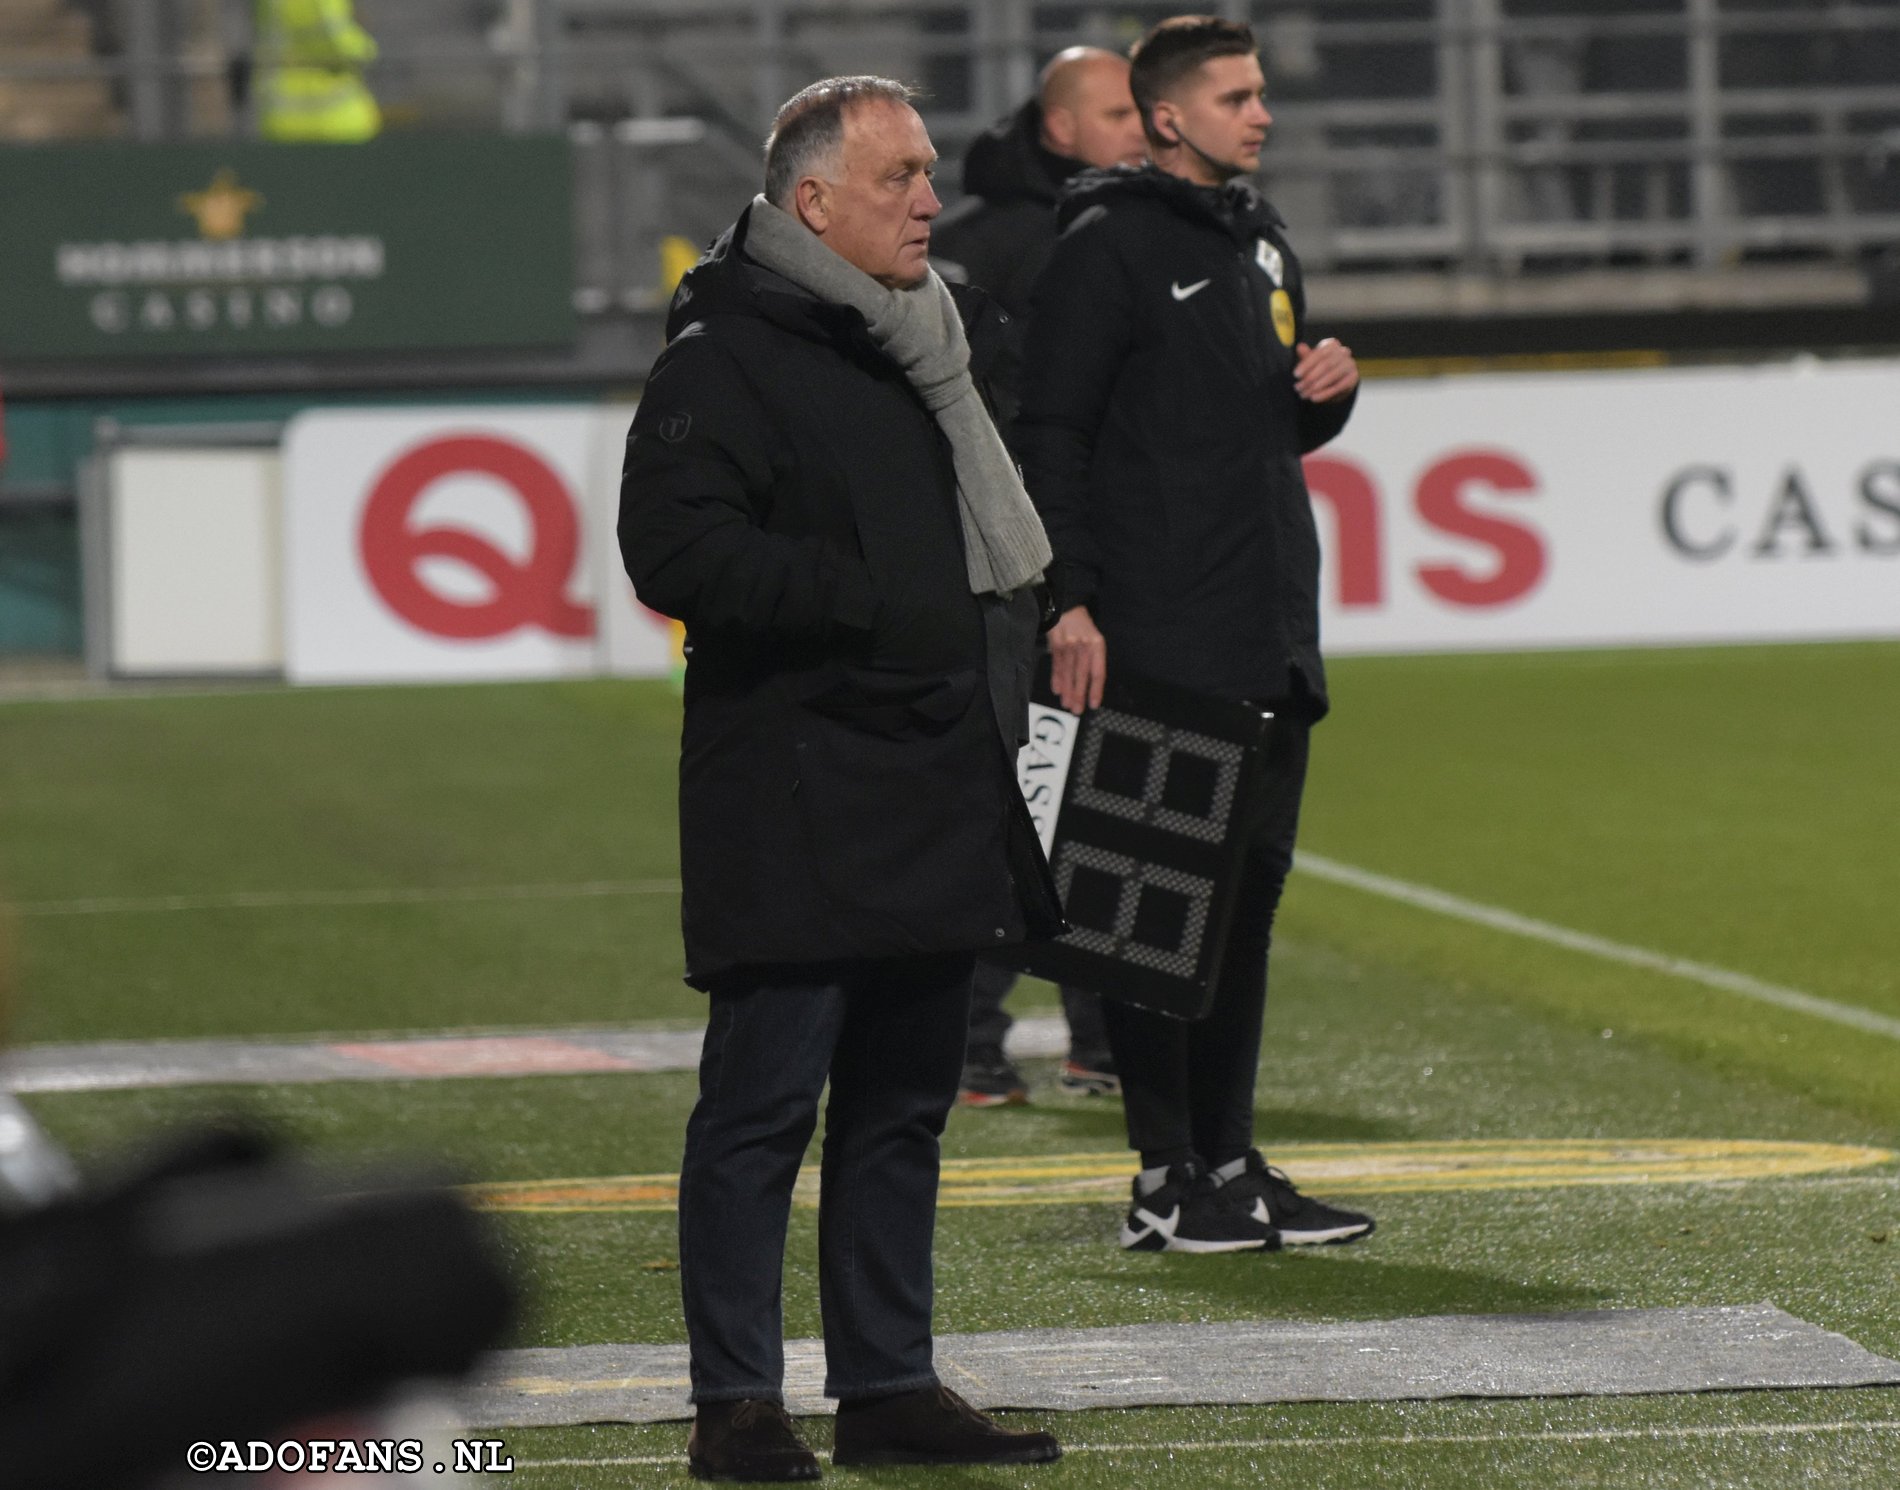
[
  {"xmin": 1154, "ymin": 52, "xmax": 1274, "ymax": 182},
  {"xmin": 1045, "ymin": 60, "xmax": 1148, "ymax": 169},
  {"xmin": 811, "ymin": 99, "xmax": 942, "ymax": 288}
]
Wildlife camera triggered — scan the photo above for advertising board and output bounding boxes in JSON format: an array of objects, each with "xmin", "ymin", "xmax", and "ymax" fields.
[
  {"xmin": 273, "ymin": 358, "xmax": 1900, "ymax": 686},
  {"xmin": 282, "ymin": 407, "xmax": 673, "ymax": 684},
  {"xmin": 1308, "ymin": 359, "xmax": 1900, "ymax": 653},
  {"xmin": 0, "ymin": 137, "xmax": 573, "ymax": 360}
]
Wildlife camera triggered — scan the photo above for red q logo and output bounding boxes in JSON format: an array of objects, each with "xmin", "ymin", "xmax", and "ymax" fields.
[{"xmin": 359, "ymin": 434, "xmax": 594, "ymax": 640}]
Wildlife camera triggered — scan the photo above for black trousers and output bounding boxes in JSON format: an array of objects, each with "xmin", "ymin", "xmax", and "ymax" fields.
[
  {"xmin": 677, "ymin": 952, "xmax": 974, "ymax": 1404},
  {"xmin": 965, "ymin": 961, "xmax": 1112, "ymax": 1065},
  {"xmin": 1100, "ymin": 715, "xmax": 1312, "ymax": 1169}
]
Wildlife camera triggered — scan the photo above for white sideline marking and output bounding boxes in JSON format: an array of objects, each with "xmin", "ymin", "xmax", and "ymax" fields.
[
  {"xmin": 11, "ymin": 880, "xmax": 683, "ymax": 917},
  {"xmin": 1297, "ymin": 853, "xmax": 1900, "ymax": 1042},
  {"xmin": 511, "ymin": 1419, "xmax": 1900, "ymax": 1470}
]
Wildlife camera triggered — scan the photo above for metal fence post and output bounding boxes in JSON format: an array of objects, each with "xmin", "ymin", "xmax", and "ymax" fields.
[
  {"xmin": 970, "ymin": 0, "xmax": 999, "ymax": 124},
  {"xmin": 497, "ymin": 0, "xmax": 562, "ymax": 134},
  {"xmin": 1438, "ymin": 0, "xmax": 1476, "ymax": 271},
  {"xmin": 998, "ymin": 0, "xmax": 1034, "ymax": 121},
  {"xmin": 1686, "ymin": 0, "xmax": 1729, "ymax": 265},
  {"xmin": 754, "ymin": 0, "xmax": 784, "ymax": 133},
  {"xmin": 1466, "ymin": 0, "xmax": 1506, "ymax": 269},
  {"xmin": 533, "ymin": 0, "xmax": 568, "ymax": 134},
  {"xmin": 122, "ymin": 0, "xmax": 180, "ymax": 141}
]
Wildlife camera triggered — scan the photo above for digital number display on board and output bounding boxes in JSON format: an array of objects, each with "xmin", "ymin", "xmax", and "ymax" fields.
[{"xmin": 1003, "ymin": 662, "xmax": 1276, "ymax": 1022}]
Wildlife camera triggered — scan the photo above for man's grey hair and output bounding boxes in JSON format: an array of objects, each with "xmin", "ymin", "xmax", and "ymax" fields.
[{"xmin": 763, "ymin": 75, "xmax": 918, "ymax": 207}]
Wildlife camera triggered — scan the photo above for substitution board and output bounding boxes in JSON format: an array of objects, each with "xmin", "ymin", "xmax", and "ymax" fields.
[{"xmin": 1000, "ymin": 660, "xmax": 1277, "ymax": 1021}]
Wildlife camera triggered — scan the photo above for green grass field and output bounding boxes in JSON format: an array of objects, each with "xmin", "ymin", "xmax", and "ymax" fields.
[{"xmin": 3, "ymin": 642, "xmax": 1898, "ymax": 1488}]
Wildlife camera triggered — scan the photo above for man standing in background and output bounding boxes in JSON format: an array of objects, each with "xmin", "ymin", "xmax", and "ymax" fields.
[
  {"xmin": 931, "ymin": 45, "xmax": 1147, "ymax": 1108},
  {"xmin": 1015, "ymin": 16, "xmax": 1375, "ymax": 1253},
  {"xmin": 932, "ymin": 46, "xmax": 1148, "ymax": 318}
]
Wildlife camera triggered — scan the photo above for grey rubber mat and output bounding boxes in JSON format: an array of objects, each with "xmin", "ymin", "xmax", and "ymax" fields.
[
  {"xmin": 0, "ymin": 1019, "xmax": 1074, "ymax": 1093},
  {"xmin": 463, "ymin": 1304, "xmax": 1900, "ymax": 1427}
]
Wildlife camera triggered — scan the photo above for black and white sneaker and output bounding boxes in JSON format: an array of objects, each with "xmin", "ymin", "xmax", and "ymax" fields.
[
  {"xmin": 1119, "ymin": 1160, "xmax": 1281, "ymax": 1253},
  {"xmin": 1214, "ymin": 1150, "xmax": 1375, "ymax": 1246}
]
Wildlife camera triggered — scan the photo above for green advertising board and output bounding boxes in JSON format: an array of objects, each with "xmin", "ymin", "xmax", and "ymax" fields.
[{"xmin": 0, "ymin": 135, "xmax": 574, "ymax": 360}]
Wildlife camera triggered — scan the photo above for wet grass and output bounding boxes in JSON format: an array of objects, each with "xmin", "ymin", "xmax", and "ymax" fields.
[{"xmin": 6, "ymin": 652, "xmax": 1900, "ymax": 1487}]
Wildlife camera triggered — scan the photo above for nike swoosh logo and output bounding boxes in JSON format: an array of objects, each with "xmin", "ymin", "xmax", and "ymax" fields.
[
  {"xmin": 1171, "ymin": 279, "xmax": 1211, "ymax": 301},
  {"xmin": 1138, "ymin": 1204, "xmax": 1181, "ymax": 1237}
]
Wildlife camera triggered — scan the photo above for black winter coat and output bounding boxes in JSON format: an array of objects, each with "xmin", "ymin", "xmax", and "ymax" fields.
[
  {"xmin": 1014, "ymin": 166, "xmax": 1357, "ymax": 712},
  {"xmin": 619, "ymin": 204, "xmax": 1063, "ymax": 988},
  {"xmin": 930, "ymin": 99, "xmax": 1082, "ymax": 320}
]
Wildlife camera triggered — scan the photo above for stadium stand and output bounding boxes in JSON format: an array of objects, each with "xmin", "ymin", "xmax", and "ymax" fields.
[
  {"xmin": 0, "ymin": 0, "xmax": 117, "ymax": 139},
  {"xmin": 2, "ymin": 1, "xmax": 1898, "ymax": 377}
]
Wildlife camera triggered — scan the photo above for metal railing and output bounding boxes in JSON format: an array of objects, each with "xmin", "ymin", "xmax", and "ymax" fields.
[{"xmin": 3, "ymin": 0, "xmax": 1897, "ymax": 307}]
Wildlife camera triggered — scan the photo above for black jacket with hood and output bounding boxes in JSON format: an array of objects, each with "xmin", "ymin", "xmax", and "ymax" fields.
[
  {"xmin": 618, "ymin": 203, "xmax": 1063, "ymax": 988},
  {"xmin": 1014, "ymin": 165, "xmax": 1357, "ymax": 713},
  {"xmin": 930, "ymin": 98, "xmax": 1083, "ymax": 320}
]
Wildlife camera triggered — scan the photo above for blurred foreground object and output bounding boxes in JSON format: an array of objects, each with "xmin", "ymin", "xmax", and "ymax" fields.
[
  {"xmin": 0, "ymin": 1123, "xmax": 515, "ymax": 1489},
  {"xmin": 0, "ymin": 1092, "xmax": 80, "ymax": 1213},
  {"xmin": 255, "ymin": 0, "xmax": 380, "ymax": 142}
]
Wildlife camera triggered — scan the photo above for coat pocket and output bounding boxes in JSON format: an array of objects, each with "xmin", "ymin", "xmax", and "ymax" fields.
[
  {"xmin": 789, "ymin": 668, "xmax": 1007, "ymax": 935},
  {"xmin": 798, "ymin": 667, "xmax": 977, "ymax": 741}
]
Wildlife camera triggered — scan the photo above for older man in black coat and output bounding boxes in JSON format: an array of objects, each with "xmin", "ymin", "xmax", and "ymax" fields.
[{"xmin": 619, "ymin": 76, "xmax": 1064, "ymax": 1483}]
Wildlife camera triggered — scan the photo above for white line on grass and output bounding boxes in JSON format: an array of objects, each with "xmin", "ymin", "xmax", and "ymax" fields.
[
  {"xmin": 1296, "ymin": 853, "xmax": 1900, "ymax": 1042},
  {"xmin": 509, "ymin": 1419, "xmax": 1900, "ymax": 1471},
  {"xmin": 11, "ymin": 881, "xmax": 683, "ymax": 917}
]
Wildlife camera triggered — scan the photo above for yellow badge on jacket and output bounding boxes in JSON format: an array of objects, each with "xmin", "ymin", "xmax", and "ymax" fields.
[{"xmin": 1270, "ymin": 289, "xmax": 1297, "ymax": 348}]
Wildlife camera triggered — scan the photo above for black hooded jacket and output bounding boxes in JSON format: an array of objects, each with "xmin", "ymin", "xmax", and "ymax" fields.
[
  {"xmin": 1014, "ymin": 165, "xmax": 1357, "ymax": 713},
  {"xmin": 930, "ymin": 99, "xmax": 1083, "ymax": 319},
  {"xmin": 618, "ymin": 204, "xmax": 1062, "ymax": 986}
]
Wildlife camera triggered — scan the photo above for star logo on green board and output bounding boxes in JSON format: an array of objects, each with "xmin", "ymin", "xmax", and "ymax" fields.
[
  {"xmin": 176, "ymin": 169, "xmax": 266, "ymax": 241},
  {"xmin": 4, "ymin": 135, "xmax": 573, "ymax": 357}
]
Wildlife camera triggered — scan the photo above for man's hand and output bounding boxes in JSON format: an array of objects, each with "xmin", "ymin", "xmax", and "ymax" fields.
[
  {"xmin": 1047, "ymin": 604, "xmax": 1106, "ymax": 714},
  {"xmin": 1294, "ymin": 338, "xmax": 1359, "ymax": 404}
]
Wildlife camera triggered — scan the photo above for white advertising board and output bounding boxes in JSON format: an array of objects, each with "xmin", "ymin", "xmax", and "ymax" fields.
[
  {"xmin": 1306, "ymin": 358, "xmax": 1900, "ymax": 653},
  {"xmin": 108, "ymin": 447, "xmax": 283, "ymax": 675},
  {"xmin": 278, "ymin": 359, "xmax": 1900, "ymax": 685},
  {"xmin": 282, "ymin": 406, "xmax": 675, "ymax": 683}
]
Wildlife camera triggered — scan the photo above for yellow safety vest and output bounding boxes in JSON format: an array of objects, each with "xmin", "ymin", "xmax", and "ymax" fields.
[{"xmin": 255, "ymin": 0, "xmax": 381, "ymax": 143}]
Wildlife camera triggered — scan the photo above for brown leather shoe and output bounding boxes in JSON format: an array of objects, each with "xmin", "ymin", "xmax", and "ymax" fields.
[
  {"xmin": 688, "ymin": 1398, "xmax": 821, "ymax": 1482},
  {"xmin": 830, "ymin": 1384, "xmax": 1061, "ymax": 1467}
]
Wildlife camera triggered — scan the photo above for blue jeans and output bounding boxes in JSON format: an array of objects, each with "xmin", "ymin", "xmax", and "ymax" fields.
[{"xmin": 678, "ymin": 953, "xmax": 975, "ymax": 1404}]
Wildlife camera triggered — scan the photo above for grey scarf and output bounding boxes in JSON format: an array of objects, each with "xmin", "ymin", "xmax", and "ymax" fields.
[{"xmin": 743, "ymin": 195, "xmax": 1053, "ymax": 597}]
